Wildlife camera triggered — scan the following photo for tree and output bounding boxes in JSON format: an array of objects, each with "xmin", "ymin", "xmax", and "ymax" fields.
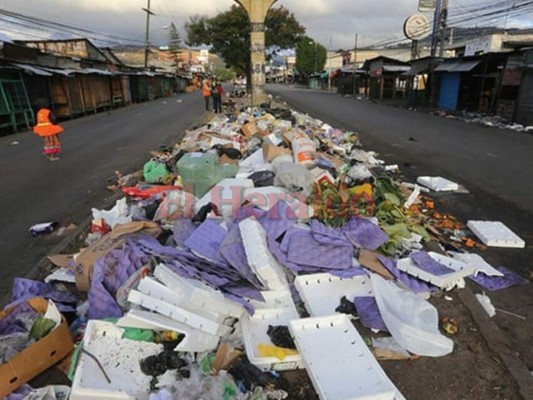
[
  {"xmin": 295, "ymin": 36, "xmax": 327, "ymax": 79},
  {"xmin": 168, "ymin": 23, "xmax": 182, "ymax": 72},
  {"xmin": 186, "ymin": 5, "xmax": 305, "ymax": 89}
]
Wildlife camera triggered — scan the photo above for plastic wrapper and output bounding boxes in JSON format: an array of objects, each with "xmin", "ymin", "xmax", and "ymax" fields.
[
  {"xmin": 153, "ymin": 190, "xmax": 197, "ymax": 222},
  {"xmin": 370, "ymin": 274, "xmax": 453, "ymax": 357}
]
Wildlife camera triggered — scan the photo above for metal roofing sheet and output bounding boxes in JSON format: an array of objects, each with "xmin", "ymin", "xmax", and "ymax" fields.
[
  {"xmin": 11, "ymin": 63, "xmax": 53, "ymax": 76},
  {"xmin": 435, "ymin": 59, "xmax": 481, "ymax": 72},
  {"xmin": 383, "ymin": 65, "xmax": 410, "ymax": 72}
]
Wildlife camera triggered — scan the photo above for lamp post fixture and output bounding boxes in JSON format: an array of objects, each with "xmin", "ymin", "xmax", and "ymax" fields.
[{"xmin": 234, "ymin": 0, "xmax": 277, "ymax": 105}]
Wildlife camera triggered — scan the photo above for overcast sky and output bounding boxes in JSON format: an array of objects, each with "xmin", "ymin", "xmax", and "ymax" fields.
[{"xmin": 0, "ymin": 0, "xmax": 531, "ymax": 50}]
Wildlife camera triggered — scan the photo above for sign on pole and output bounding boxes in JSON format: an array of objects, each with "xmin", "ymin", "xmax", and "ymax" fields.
[{"xmin": 418, "ymin": 0, "xmax": 436, "ymax": 12}]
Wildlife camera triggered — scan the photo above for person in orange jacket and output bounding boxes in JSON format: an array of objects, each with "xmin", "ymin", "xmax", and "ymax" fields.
[
  {"xmin": 201, "ymin": 79, "xmax": 212, "ymax": 111},
  {"xmin": 33, "ymin": 99, "xmax": 64, "ymax": 161}
]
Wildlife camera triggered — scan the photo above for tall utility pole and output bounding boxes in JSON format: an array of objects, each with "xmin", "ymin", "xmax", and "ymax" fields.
[
  {"xmin": 430, "ymin": 0, "xmax": 449, "ymax": 57},
  {"xmin": 234, "ymin": 0, "xmax": 277, "ymax": 106},
  {"xmin": 143, "ymin": 0, "xmax": 154, "ymax": 68},
  {"xmin": 352, "ymin": 33, "xmax": 358, "ymax": 95},
  {"xmin": 430, "ymin": 0, "xmax": 442, "ymax": 57}
]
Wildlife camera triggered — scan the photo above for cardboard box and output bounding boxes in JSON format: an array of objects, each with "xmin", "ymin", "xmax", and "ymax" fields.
[
  {"xmin": 262, "ymin": 140, "xmax": 291, "ymax": 162},
  {"xmin": 0, "ymin": 297, "xmax": 74, "ymax": 398},
  {"xmin": 74, "ymin": 221, "xmax": 161, "ymax": 292},
  {"xmin": 241, "ymin": 121, "xmax": 260, "ymax": 138},
  {"xmin": 219, "ymin": 154, "xmax": 239, "ymax": 165}
]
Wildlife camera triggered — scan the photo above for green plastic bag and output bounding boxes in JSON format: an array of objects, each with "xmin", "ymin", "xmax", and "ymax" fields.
[{"xmin": 144, "ymin": 159, "xmax": 171, "ymax": 184}]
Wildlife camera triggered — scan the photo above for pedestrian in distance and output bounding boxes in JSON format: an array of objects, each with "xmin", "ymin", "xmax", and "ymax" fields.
[
  {"xmin": 212, "ymin": 82, "xmax": 224, "ymax": 114},
  {"xmin": 33, "ymin": 99, "xmax": 63, "ymax": 161},
  {"xmin": 201, "ymin": 79, "xmax": 211, "ymax": 111}
]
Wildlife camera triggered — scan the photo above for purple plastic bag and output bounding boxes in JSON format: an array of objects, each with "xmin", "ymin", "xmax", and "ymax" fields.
[
  {"xmin": 0, "ymin": 302, "xmax": 40, "ymax": 335},
  {"xmin": 469, "ymin": 267, "xmax": 530, "ymax": 291},
  {"xmin": 342, "ymin": 217, "xmax": 388, "ymax": 250},
  {"xmin": 354, "ymin": 296, "xmax": 389, "ymax": 332},
  {"xmin": 11, "ymin": 278, "xmax": 78, "ymax": 312},
  {"xmin": 183, "ymin": 219, "xmax": 227, "ymax": 264},
  {"xmin": 5, "ymin": 384, "xmax": 33, "ymax": 400},
  {"xmin": 173, "ymin": 219, "xmax": 197, "ymax": 246}
]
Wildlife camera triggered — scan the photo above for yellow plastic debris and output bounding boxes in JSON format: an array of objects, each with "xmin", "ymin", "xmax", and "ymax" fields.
[{"xmin": 257, "ymin": 344, "xmax": 298, "ymax": 361}]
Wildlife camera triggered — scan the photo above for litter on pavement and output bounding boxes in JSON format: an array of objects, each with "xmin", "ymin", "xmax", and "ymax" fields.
[{"xmin": 1, "ymin": 98, "xmax": 530, "ymax": 400}]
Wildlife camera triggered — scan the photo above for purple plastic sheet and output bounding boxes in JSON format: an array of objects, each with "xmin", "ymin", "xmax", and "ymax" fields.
[
  {"xmin": 259, "ymin": 200, "xmax": 297, "ymax": 239},
  {"xmin": 219, "ymin": 225, "xmax": 263, "ymax": 288},
  {"xmin": 283, "ymin": 224, "xmax": 353, "ymax": 270},
  {"xmin": 469, "ymin": 267, "xmax": 530, "ymax": 291},
  {"xmin": 173, "ymin": 219, "xmax": 197, "ymax": 246},
  {"xmin": 354, "ymin": 296, "xmax": 388, "ymax": 332},
  {"xmin": 5, "ymin": 384, "xmax": 33, "ymax": 400},
  {"xmin": 11, "ymin": 278, "xmax": 78, "ymax": 312},
  {"xmin": 378, "ymin": 255, "xmax": 438, "ymax": 293},
  {"xmin": 330, "ymin": 267, "xmax": 367, "ymax": 279},
  {"xmin": 0, "ymin": 302, "xmax": 40, "ymax": 335},
  {"xmin": 88, "ymin": 238, "xmax": 150, "ymax": 319},
  {"xmin": 183, "ymin": 219, "xmax": 227, "ymax": 264},
  {"xmin": 342, "ymin": 217, "xmax": 388, "ymax": 250},
  {"xmin": 410, "ymin": 251, "xmax": 453, "ymax": 276}
]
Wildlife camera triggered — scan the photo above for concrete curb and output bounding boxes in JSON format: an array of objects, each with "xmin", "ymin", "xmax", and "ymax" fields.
[{"xmin": 458, "ymin": 285, "xmax": 533, "ymax": 400}]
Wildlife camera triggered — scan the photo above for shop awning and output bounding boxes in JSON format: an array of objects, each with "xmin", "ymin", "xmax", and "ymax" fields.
[
  {"xmin": 383, "ymin": 65, "xmax": 410, "ymax": 73},
  {"xmin": 434, "ymin": 59, "xmax": 481, "ymax": 72},
  {"xmin": 404, "ymin": 59, "xmax": 434, "ymax": 76},
  {"xmin": 11, "ymin": 63, "xmax": 53, "ymax": 76}
]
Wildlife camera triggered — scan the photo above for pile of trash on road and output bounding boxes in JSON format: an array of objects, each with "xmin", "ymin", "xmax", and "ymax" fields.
[{"xmin": 1, "ymin": 101, "xmax": 529, "ymax": 400}]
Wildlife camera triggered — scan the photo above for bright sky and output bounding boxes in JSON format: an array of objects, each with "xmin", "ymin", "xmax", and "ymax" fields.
[{"xmin": 0, "ymin": 0, "xmax": 531, "ymax": 49}]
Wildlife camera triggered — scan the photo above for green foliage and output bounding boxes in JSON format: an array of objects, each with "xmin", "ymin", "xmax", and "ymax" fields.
[
  {"xmin": 295, "ymin": 36, "xmax": 327, "ymax": 77},
  {"xmin": 185, "ymin": 5, "xmax": 305, "ymax": 76},
  {"xmin": 214, "ymin": 68, "xmax": 235, "ymax": 81}
]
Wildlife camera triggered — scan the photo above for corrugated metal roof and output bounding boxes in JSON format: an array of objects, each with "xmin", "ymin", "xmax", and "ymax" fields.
[
  {"xmin": 383, "ymin": 65, "xmax": 411, "ymax": 72},
  {"xmin": 435, "ymin": 59, "xmax": 481, "ymax": 72},
  {"xmin": 404, "ymin": 59, "xmax": 434, "ymax": 76},
  {"xmin": 11, "ymin": 63, "xmax": 53, "ymax": 76}
]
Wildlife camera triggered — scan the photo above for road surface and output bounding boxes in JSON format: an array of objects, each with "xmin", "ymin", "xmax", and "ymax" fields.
[{"xmin": 0, "ymin": 92, "xmax": 206, "ymax": 296}]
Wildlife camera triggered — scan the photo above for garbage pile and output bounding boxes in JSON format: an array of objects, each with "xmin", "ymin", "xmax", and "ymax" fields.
[
  {"xmin": 434, "ymin": 110, "xmax": 533, "ymax": 133},
  {"xmin": 1, "ymin": 102, "xmax": 529, "ymax": 400}
]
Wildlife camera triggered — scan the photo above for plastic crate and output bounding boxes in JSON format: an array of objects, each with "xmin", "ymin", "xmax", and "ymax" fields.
[
  {"xmin": 467, "ymin": 220, "xmax": 525, "ymax": 248},
  {"xmin": 289, "ymin": 315, "xmax": 405, "ymax": 400},
  {"xmin": 294, "ymin": 273, "xmax": 373, "ymax": 317},
  {"xmin": 70, "ymin": 320, "xmax": 162, "ymax": 400}
]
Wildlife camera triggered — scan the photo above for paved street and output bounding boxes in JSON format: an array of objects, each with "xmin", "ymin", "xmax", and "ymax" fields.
[{"xmin": 0, "ymin": 92, "xmax": 206, "ymax": 296}]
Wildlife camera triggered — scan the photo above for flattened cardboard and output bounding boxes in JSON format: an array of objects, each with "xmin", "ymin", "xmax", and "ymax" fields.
[
  {"xmin": 359, "ymin": 249, "xmax": 394, "ymax": 280},
  {"xmin": 262, "ymin": 140, "xmax": 291, "ymax": 162},
  {"xmin": 241, "ymin": 121, "xmax": 260, "ymax": 138},
  {"xmin": 74, "ymin": 221, "xmax": 161, "ymax": 292},
  {"xmin": 219, "ymin": 154, "xmax": 239, "ymax": 165},
  {"xmin": 47, "ymin": 254, "xmax": 75, "ymax": 269},
  {"xmin": 212, "ymin": 342, "xmax": 243, "ymax": 373},
  {"xmin": 0, "ymin": 297, "xmax": 74, "ymax": 398}
]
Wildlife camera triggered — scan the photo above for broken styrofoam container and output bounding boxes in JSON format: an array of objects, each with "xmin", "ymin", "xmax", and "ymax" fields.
[
  {"xmin": 153, "ymin": 264, "xmax": 243, "ymax": 318},
  {"xmin": 370, "ymin": 274, "xmax": 453, "ymax": 358},
  {"xmin": 239, "ymin": 218, "xmax": 289, "ymax": 290},
  {"xmin": 117, "ymin": 309, "xmax": 220, "ymax": 352},
  {"xmin": 475, "ymin": 293, "xmax": 496, "ymax": 317},
  {"xmin": 127, "ymin": 290, "xmax": 231, "ymax": 337},
  {"xmin": 467, "ymin": 220, "xmax": 525, "ymax": 248},
  {"xmin": 416, "ymin": 176, "xmax": 459, "ymax": 192},
  {"xmin": 241, "ymin": 300, "xmax": 304, "ymax": 371},
  {"xmin": 137, "ymin": 277, "xmax": 225, "ymax": 323},
  {"xmin": 289, "ymin": 314, "xmax": 405, "ymax": 400},
  {"xmin": 70, "ymin": 320, "xmax": 163, "ymax": 400},
  {"xmin": 448, "ymin": 252, "xmax": 504, "ymax": 277},
  {"xmin": 194, "ymin": 178, "xmax": 254, "ymax": 218},
  {"xmin": 294, "ymin": 273, "xmax": 373, "ymax": 317},
  {"xmin": 239, "ymin": 148, "xmax": 265, "ymax": 168},
  {"xmin": 246, "ymin": 289, "xmax": 295, "ymax": 310},
  {"xmin": 396, "ymin": 252, "xmax": 476, "ymax": 290}
]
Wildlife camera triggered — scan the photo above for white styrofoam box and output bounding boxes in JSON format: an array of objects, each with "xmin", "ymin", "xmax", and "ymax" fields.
[
  {"xmin": 154, "ymin": 264, "xmax": 243, "ymax": 318},
  {"xmin": 194, "ymin": 178, "xmax": 254, "ymax": 217},
  {"xmin": 243, "ymin": 187, "xmax": 314, "ymax": 220},
  {"xmin": 240, "ymin": 218, "xmax": 288, "ymax": 290},
  {"xmin": 289, "ymin": 315, "xmax": 405, "ymax": 400},
  {"xmin": 137, "ymin": 277, "xmax": 225, "ymax": 323},
  {"xmin": 247, "ymin": 290, "xmax": 295, "ymax": 311},
  {"xmin": 396, "ymin": 252, "xmax": 476, "ymax": 290},
  {"xmin": 128, "ymin": 290, "xmax": 231, "ymax": 337},
  {"xmin": 448, "ymin": 252, "xmax": 504, "ymax": 277},
  {"xmin": 416, "ymin": 176, "xmax": 459, "ymax": 192},
  {"xmin": 241, "ymin": 304, "xmax": 304, "ymax": 371},
  {"xmin": 117, "ymin": 309, "xmax": 220, "ymax": 352},
  {"xmin": 467, "ymin": 220, "xmax": 525, "ymax": 248},
  {"xmin": 70, "ymin": 320, "xmax": 163, "ymax": 400},
  {"xmin": 294, "ymin": 273, "xmax": 373, "ymax": 317},
  {"xmin": 239, "ymin": 148, "xmax": 265, "ymax": 168}
]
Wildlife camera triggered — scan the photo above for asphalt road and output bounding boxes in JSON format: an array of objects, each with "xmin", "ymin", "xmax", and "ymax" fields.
[{"xmin": 0, "ymin": 92, "xmax": 206, "ymax": 296}]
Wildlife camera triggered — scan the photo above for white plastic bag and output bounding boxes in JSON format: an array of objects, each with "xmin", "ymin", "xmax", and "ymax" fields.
[
  {"xmin": 370, "ymin": 274, "xmax": 454, "ymax": 357},
  {"xmin": 273, "ymin": 163, "xmax": 314, "ymax": 198},
  {"xmin": 91, "ymin": 198, "xmax": 132, "ymax": 229},
  {"xmin": 154, "ymin": 190, "xmax": 198, "ymax": 221}
]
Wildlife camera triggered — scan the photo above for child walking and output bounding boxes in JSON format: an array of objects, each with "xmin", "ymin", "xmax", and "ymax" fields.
[{"xmin": 33, "ymin": 100, "xmax": 63, "ymax": 161}]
